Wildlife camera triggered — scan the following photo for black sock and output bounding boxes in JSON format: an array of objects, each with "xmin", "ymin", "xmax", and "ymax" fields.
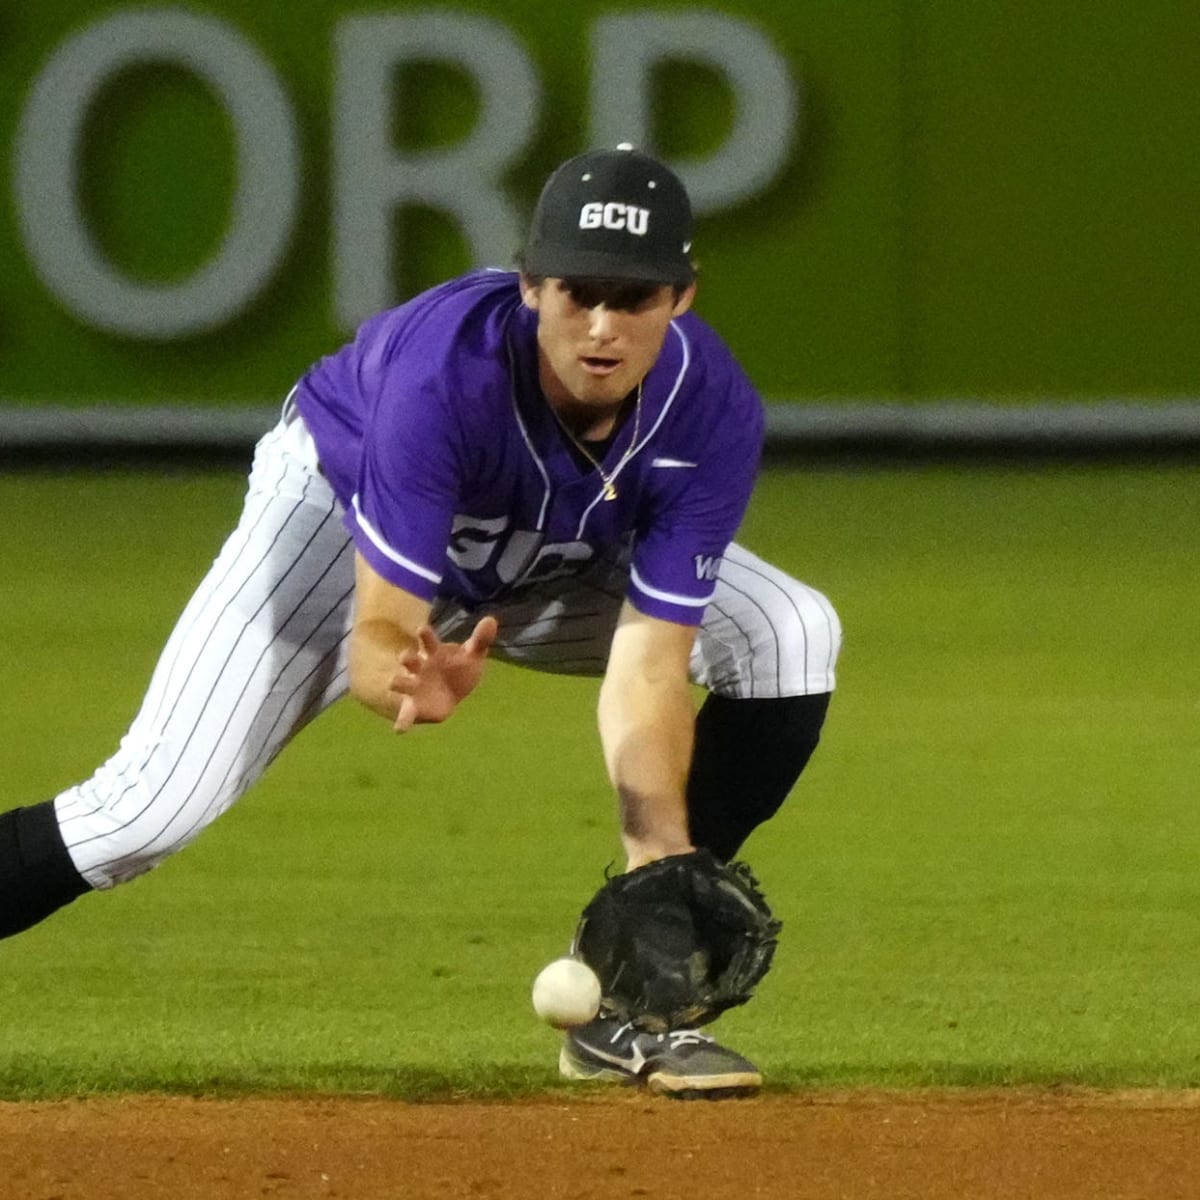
[
  {"xmin": 0, "ymin": 800, "xmax": 92, "ymax": 938},
  {"xmin": 686, "ymin": 693, "xmax": 831, "ymax": 861}
]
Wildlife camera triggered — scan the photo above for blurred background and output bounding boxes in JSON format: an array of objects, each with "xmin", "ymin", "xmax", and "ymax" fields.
[{"xmin": 3, "ymin": 0, "xmax": 1198, "ymax": 456}]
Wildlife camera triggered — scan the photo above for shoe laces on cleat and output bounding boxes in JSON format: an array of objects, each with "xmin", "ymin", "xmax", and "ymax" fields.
[
  {"xmin": 661, "ymin": 1030, "xmax": 714, "ymax": 1050},
  {"xmin": 603, "ymin": 1022, "xmax": 714, "ymax": 1054}
]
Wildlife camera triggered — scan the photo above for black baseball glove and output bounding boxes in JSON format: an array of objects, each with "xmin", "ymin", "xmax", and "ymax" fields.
[{"xmin": 571, "ymin": 849, "xmax": 782, "ymax": 1032}]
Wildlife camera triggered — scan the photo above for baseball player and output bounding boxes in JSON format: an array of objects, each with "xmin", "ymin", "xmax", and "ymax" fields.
[{"xmin": 0, "ymin": 146, "xmax": 840, "ymax": 1098}]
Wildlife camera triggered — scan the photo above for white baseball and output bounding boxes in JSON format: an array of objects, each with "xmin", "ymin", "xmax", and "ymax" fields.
[{"xmin": 531, "ymin": 957, "xmax": 601, "ymax": 1029}]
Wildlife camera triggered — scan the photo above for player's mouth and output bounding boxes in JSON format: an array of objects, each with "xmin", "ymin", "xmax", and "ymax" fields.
[{"xmin": 580, "ymin": 355, "xmax": 622, "ymax": 376}]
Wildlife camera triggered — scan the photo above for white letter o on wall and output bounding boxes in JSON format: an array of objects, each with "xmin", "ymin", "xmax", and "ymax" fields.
[{"xmin": 13, "ymin": 8, "xmax": 299, "ymax": 339}]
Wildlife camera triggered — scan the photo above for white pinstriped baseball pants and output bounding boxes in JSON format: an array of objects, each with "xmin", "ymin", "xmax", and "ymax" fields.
[{"xmin": 54, "ymin": 404, "xmax": 841, "ymax": 889}]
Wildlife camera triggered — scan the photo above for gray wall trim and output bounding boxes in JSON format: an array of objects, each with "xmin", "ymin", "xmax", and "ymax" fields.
[{"xmin": 3, "ymin": 399, "xmax": 1199, "ymax": 452}]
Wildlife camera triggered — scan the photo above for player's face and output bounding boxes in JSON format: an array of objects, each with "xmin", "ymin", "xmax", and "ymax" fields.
[{"xmin": 521, "ymin": 276, "xmax": 695, "ymax": 411}]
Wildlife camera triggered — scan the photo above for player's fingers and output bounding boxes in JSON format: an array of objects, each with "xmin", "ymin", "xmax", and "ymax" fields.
[
  {"xmin": 417, "ymin": 625, "xmax": 440, "ymax": 657},
  {"xmin": 393, "ymin": 695, "xmax": 417, "ymax": 733},
  {"xmin": 388, "ymin": 664, "xmax": 418, "ymax": 694},
  {"xmin": 466, "ymin": 615, "xmax": 499, "ymax": 657},
  {"xmin": 395, "ymin": 638, "xmax": 427, "ymax": 674}
]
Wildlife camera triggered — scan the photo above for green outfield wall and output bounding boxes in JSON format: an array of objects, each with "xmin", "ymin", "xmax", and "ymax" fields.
[{"xmin": 2, "ymin": 1, "xmax": 1197, "ymax": 408}]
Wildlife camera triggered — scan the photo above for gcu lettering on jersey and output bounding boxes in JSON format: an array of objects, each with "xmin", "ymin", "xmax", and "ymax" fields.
[
  {"xmin": 694, "ymin": 554, "xmax": 722, "ymax": 582},
  {"xmin": 579, "ymin": 202, "xmax": 650, "ymax": 236}
]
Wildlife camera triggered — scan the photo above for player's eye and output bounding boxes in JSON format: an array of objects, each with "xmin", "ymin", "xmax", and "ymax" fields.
[{"xmin": 561, "ymin": 279, "xmax": 659, "ymax": 313}]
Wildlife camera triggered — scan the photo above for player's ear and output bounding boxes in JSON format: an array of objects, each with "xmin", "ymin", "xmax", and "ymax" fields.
[
  {"xmin": 670, "ymin": 282, "xmax": 697, "ymax": 317},
  {"xmin": 519, "ymin": 274, "xmax": 543, "ymax": 312}
]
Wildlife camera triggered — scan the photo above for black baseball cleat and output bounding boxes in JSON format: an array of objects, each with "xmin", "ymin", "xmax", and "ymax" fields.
[{"xmin": 559, "ymin": 1013, "xmax": 762, "ymax": 1099}]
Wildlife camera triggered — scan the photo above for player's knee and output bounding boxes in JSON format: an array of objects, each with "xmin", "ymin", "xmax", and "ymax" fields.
[
  {"xmin": 53, "ymin": 775, "xmax": 204, "ymax": 889},
  {"xmin": 60, "ymin": 804, "xmax": 183, "ymax": 889},
  {"xmin": 751, "ymin": 582, "xmax": 842, "ymax": 698}
]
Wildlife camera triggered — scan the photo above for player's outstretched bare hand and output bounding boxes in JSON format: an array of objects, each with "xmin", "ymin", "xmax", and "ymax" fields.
[{"xmin": 389, "ymin": 616, "xmax": 498, "ymax": 732}]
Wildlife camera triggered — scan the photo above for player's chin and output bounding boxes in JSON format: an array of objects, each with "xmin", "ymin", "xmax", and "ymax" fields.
[{"xmin": 573, "ymin": 369, "xmax": 634, "ymax": 405}]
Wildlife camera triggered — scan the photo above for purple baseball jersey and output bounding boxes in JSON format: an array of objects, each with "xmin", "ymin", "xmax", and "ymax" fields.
[{"xmin": 294, "ymin": 271, "xmax": 764, "ymax": 626}]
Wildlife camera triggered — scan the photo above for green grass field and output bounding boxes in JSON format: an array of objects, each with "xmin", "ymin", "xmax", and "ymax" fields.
[{"xmin": 1, "ymin": 463, "xmax": 1196, "ymax": 1099}]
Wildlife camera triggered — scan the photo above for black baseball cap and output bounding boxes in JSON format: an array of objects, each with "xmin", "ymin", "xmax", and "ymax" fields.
[{"xmin": 522, "ymin": 144, "xmax": 695, "ymax": 286}]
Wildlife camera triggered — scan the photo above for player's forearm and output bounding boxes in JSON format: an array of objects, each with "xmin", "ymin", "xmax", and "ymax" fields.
[
  {"xmin": 349, "ymin": 552, "xmax": 434, "ymax": 724},
  {"xmin": 598, "ymin": 672, "xmax": 695, "ymax": 869}
]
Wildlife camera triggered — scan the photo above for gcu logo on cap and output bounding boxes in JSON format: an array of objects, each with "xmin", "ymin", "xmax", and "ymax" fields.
[{"xmin": 579, "ymin": 202, "xmax": 650, "ymax": 236}]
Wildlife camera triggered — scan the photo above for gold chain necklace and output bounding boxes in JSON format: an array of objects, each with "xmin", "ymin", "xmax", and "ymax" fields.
[{"xmin": 550, "ymin": 383, "xmax": 643, "ymax": 501}]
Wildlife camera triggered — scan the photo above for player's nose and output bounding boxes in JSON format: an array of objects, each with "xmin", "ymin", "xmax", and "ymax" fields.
[{"xmin": 586, "ymin": 305, "xmax": 617, "ymax": 340}]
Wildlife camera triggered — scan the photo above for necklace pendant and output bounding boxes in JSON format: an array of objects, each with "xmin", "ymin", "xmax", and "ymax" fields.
[{"xmin": 602, "ymin": 481, "xmax": 617, "ymax": 501}]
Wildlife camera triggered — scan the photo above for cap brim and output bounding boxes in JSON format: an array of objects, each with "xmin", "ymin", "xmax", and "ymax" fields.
[{"xmin": 523, "ymin": 245, "xmax": 694, "ymax": 286}]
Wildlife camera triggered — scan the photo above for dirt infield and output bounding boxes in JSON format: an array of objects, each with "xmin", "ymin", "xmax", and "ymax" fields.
[{"xmin": 1, "ymin": 1090, "xmax": 1197, "ymax": 1199}]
